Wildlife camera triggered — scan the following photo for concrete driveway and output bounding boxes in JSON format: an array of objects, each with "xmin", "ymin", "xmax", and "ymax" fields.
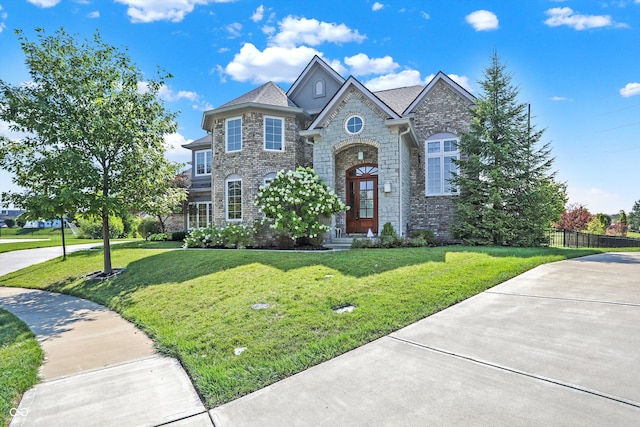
[{"xmin": 211, "ymin": 252, "xmax": 640, "ymax": 426}]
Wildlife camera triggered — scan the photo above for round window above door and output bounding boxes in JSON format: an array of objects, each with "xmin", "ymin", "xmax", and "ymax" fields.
[{"xmin": 345, "ymin": 115, "xmax": 364, "ymax": 135}]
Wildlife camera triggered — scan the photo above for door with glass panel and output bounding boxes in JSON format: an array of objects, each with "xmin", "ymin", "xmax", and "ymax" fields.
[{"xmin": 346, "ymin": 165, "xmax": 378, "ymax": 234}]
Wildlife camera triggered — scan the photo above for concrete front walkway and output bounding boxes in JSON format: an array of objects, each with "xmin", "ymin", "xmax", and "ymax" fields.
[
  {"xmin": 0, "ymin": 246, "xmax": 212, "ymax": 427},
  {"xmin": 211, "ymin": 252, "xmax": 640, "ymax": 426}
]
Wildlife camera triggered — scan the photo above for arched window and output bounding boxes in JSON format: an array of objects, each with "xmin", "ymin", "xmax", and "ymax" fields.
[{"xmin": 314, "ymin": 79, "xmax": 325, "ymax": 98}]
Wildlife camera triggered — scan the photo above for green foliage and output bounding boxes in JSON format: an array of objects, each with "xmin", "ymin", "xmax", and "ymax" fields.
[
  {"xmin": 16, "ymin": 214, "xmax": 26, "ymax": 227},
  {"xmin": 147, "ymin": 233, "xmax": 170, "ymax": 241},
  {"xmin": 78, "ymin": 215, "xmax": 124, "ymax": 239},
  {"xmin": 350, "ymin": 227, "xmax": 435, "ymax": 249},
  {"xmin": 255, "ymin": 167, "xmax": 348, "ymax": 242},
  {"xmin": 451, "ymin": 53, "xmax": 566, "ymax": 246},
  {"xmin": 138, "ymin": 217, "xmax": 161, "ymax": 237},
  {"xmin": 0, "ymin": 28, "xmax": 180, "ymax": 274},
  {"xmin": 170, "ymin": 231, "xmax": 187, "ymax": 242},
  {"xmin": 184, "ymin": 224, "xmax": 254, "ymax": 249},
  {"xmin": 629, "ymin": 200, "xmax": 640, "ymax": 232},
  {"xmin": 586, "ymin": 213, "xmax": 611, "ymax": 235},
  {"xmin": 380, "ymin": 222, "xmax": 397, "ymax": 237},
  {"xmin": 3, "ymin": 218, "xmax": 15, "ymax": 227},
  {"xmin": 411, "ymin": 229, "xmax": 436, "ymax": 245}
]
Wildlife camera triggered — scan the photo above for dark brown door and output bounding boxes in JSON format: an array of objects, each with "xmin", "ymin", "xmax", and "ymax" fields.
[{"xmin": 346, "ymin": 165, "xmax": 378, "ymax": 234}]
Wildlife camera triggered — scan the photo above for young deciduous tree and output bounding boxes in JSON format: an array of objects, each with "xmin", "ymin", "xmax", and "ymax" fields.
[
  {"xmin": 0, "ymin": 28, "xmax": 181, "ymax": 274},
  {"xmin": 451, "ymin": 53, "xmax": 566, "ymax": 246},
  {"xmin": 586, "ymin": 213, "xmax": 611, "ymax": 235}
]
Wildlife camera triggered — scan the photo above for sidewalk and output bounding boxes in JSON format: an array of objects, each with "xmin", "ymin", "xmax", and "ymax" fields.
[
  {"xmin": 0, "ymin": 246, "xmax": 212, "ymax": 427},
  {"xmin": 211, "ymin": 252, "xmax": 640, "ymax": 426}
]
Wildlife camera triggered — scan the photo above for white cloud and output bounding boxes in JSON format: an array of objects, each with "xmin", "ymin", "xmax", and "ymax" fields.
[
  {"xmin": 465, "ymin": 10, "xmax": 499, "ymax": 31},
  {"xmin": 344, "ymin": 53, "xmax": 398, "ymax": 77},
  {"xmin": 620, "ymin": 82, "xmax": 640, "ymax": 97},
  {"xmin": 364, "ymin": 69, "xmax": 425, "ymax": 91},
  {"xmin": 372, "ymin": 2, "xmax": 384, "ymax": 12},
  {"xmin": 114, "ymin": 0, "xmax": 234, "ymax": 24},
  {"xmin": 269, "ymin": 16, "xmax": 366, "ymax": 48},
  {"xmin": 88, "ymin": 10, "xmax": 100, "ymax": 19},
  {"xmin": 27, "ymin": 0, "xmax": 60, "ymax": 7},
  {"xmin": 446, "ymin": 74, "xmax": 473, "ymax": 93},
  {"xmin": 0, "ymin": 5, "xmax": 5, "ymax": 34},
  {"xmin": 226, "ymin": 22, "xmax": 242, "ymax": 38},
  {"xmin": 421, "ymin": 11, "xmax": 430, "ymax": 20},
  {"xmin": 262, "ymin": 25, "xmax": 276, "ymax": 35},
  {"xmin": 163, "ymin": 133, "xmax": 192, "ymax": 163},
  {"xmin": 544, "ymin": 7, "xmax": 624, "ymax": 30},
  {"xmin": 551, "ymin": 96, "xmax": 572, "ymax": 101},
  {"xmin": 251, "ymin": 5, "xmax": 264, "ymax": 22},
  {"xmin": 223, "ymin": 43, "xmax": 321, "ymax": 83}
]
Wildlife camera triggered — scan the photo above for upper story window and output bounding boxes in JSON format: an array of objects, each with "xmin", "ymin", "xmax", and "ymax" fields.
[
  {"xmin": 194, "ymin": 149, "xmax": 212, "ymax": 176},
  {"xmin": 226, "ymin": 117, "xmax": 242, "ymax": 152},
  {"xmin": 264, "ymin": 117, "xmax": 284, "ymax": 151},
  {"xmin": 425, "ymin": 134, "xmax": 459, "ymax": 196},
  {"xmin": 314, "ymin": 79, "xmax": 325, "ymax": 98},
  {"xmin": 345, "ymin": 115, "xmax": 364, "ymax": 135}
]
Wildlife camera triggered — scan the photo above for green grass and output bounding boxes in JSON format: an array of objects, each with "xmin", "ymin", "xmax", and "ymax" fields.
[
  {"xmin": 0, "ymin": 244, "xmax": 610, "ymax": 408},
  {"xmin": 0, "ymin": 309, "xmax": 43, "ymax": 427},
  {"xmin": 0, "ymin": 228, "xmax": 102, "ymax": 253}
]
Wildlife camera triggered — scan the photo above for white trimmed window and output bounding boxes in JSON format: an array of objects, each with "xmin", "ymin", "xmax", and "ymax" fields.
[
  {"xmin": 226, "ymin": 175, "xmax": 242, "ymax": 221},
  {"xmin": 314, "ymin": 79, "xmax": 325, "ymax": 98},
  {"xmin": 194, "ymin": 149, "xmax": 211, "ymax": 176},
  {"xmin": 187, "ymin": 202, "xmax": 212, "ymax": 229},
  {"xmin": 226, "ymin": 117, "xmax": 242, "ymax": 152},
  {"xmin": 264, "ymin": 117, "xmax": 284, "ymax": 151},
  {"xmin": 425, "ymin": 134, "xmax": 459, "ymax": 196}
]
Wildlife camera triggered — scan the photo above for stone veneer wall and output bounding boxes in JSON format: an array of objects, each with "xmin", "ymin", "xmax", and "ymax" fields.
[
  {"xmin": 409, "ymin": 80, "xmax": 473, "ymax": 241},
  {"xmin": 313, "ymin": 87, "xmax": 403, "ymax": 236},
  {"xmin": 210, "ymin": 111, "xmax": 311, "ymax": 226}
]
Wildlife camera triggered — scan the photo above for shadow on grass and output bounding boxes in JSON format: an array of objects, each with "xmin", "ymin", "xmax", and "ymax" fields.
[{"xmin": 47, "ymin": 245, "xmax": 596, "ymax": 309}]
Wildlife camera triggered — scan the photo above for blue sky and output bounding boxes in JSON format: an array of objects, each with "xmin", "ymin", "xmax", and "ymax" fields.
[{"xmin": 1, "ymin": 0, "xmax": 639, "ymax": 215}]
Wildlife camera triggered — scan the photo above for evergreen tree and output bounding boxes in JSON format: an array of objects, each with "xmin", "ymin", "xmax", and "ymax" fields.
[
  {"xmin": 629, "ymin": 200, "xmax": 640, "ymax": 232},
  {"xmin": 451, "ymin": 53, "xmax": 566, "ymax": 246}
]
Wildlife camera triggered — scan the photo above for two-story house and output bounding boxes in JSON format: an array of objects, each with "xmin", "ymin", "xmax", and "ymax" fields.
[{"xmin": 184, "ymin": 55, "xmax": 474, "ymax": 241}]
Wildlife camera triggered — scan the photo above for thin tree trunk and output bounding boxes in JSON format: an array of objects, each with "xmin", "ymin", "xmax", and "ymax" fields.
[
  {"xmin": 60, "ymin": 216, "xmax": 67, "ymax": 260},
  {"xmin": 102, "ymin": 212, "xmax": 112, "ymax": 274}
]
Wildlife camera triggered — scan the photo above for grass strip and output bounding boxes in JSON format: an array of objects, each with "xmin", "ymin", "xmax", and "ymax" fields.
[{"xmin": 0, "ymin": 309, "xmax": 43, "ymax": 427}]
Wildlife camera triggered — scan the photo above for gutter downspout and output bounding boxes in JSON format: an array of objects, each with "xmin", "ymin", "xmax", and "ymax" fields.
[{"xmin": 398, "ymin": 126, "xmax": 411, "ymax": 236}]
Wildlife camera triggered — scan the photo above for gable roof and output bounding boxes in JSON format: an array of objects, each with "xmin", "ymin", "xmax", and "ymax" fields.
[
  {"xmin": 404, "ymin": 72, "xmax": 475, "ymax": 115},
  {"xmin": 307, "ymin": 76, "xmax": 402, "ymax": 130},
  {"xmin": 287, "ymin": 55, "xmax": 345, "ymax": 99},
  {"xmin": 181, "ymin": 134, "xmax": 211, "ymax": 150},
  {"xmin": 373, "ymin": 85, "xmax": 424, "ymax": 116}
]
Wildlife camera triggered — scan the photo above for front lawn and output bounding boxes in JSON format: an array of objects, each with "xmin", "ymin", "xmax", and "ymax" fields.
[
  {"xmin": 0, "ymin": 309, "xmax": 43, "ymax": 427},
  {"xmin": 0, "ymin": 245, "xmax": 602, "ymax": 407}
]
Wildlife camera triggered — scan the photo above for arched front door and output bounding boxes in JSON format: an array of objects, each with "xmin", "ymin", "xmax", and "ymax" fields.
[{"xmin": 346, "ymin": 164, "xmax": 378, "ymax": 234}]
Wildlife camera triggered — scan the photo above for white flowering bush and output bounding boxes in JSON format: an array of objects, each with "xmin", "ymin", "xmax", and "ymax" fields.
[
  {"xmin": 184, "ymin": 224, "xmax": 254, "ymax": 249},
  {"xmin": 255, "ymin": 167, "xmax": 348, "ymax": 243}
]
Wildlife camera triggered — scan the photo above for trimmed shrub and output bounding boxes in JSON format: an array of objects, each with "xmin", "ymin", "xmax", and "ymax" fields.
[
  {"xmin": 78, "ymin": 215, "xmax": 124, "ymax": 239},
  {"xmin": 170, "ymin": 231, "xmax": 187, "ymax": 242},
  {"xmin": 148, "ymin": 233, "xmax": 170, "ymax": 241},
  {"xmin": 137, "ymin": 217, "xmax": 160, "ymax": 238}
]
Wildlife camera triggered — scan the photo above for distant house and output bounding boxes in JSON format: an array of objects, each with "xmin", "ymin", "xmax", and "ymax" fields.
[
  {"xmin": 183, "ymin": 56, "xmax": 474, "ymax": 241},
  {"xmin": 23, "ymin": 219, "xmax": 63, "ymax": 229}
]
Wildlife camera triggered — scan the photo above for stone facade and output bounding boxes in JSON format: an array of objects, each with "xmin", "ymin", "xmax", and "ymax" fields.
[
  {"xmin": 189, "ymin": 56, "xmax": 474, "ymax": 242},
  {"xmin": 209, "ymin": 111, "xmax": 311, "ymax": 226}
]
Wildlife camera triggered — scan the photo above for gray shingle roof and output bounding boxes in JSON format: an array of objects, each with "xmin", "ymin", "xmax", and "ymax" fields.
[
  {"xmin": 373, "ymin": 85, "xmax": 424, "ymax": 115},
  {"xmin": 219, "ymin": 81, "xmax": 297, "ymax": 108}
]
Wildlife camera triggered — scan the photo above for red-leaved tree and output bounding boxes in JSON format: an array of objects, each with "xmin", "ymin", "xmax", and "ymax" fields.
[{"xmin": 555, "ymin": 203, "xmax": 592, "ymax": 231}]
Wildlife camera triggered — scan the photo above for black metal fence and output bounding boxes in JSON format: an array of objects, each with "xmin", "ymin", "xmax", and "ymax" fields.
[{"xmin": 549, "ymin": 228, "xmax": 640, "ymax": 248}]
